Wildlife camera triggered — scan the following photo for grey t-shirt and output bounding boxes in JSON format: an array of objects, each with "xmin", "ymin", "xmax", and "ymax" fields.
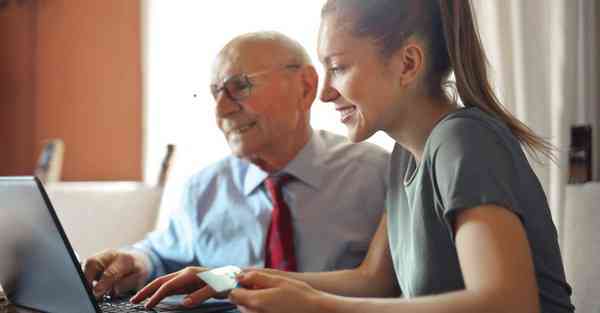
[{"xmin": 386, "ymin": 107, "xmax": 574, "ymax": 312}]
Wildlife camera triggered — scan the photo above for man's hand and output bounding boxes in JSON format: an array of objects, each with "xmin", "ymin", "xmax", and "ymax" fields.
[
  {"xmin": 130, "ymin": 267, "xmax": 216, "ymax": 309},
  {"xmin": 83, "ymin": 249, "xmax": 151, "ymax": 299},
  {"xmin": 229, "ymin": 271, "xmax": 325, "ymax": 313}
]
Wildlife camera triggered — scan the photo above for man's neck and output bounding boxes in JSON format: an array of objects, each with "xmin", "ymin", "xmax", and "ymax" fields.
[{"xmin": 251, "ymin": 127, "xmax": 312, "ymax": 173}]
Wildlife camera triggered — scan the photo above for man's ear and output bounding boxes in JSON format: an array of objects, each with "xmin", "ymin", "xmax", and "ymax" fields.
[
  {"xmin": 299, "ymin": 65, "xmax": 318, "ymax": 111},
  {"xmin": 390, "ymin": 38, "xmax": 425, "ymax": 88}
]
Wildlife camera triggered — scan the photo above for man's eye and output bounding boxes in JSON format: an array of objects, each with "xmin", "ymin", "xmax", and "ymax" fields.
[{"xmin": 230, "ymin": 79, "xmax": 250, "ymax": 91}]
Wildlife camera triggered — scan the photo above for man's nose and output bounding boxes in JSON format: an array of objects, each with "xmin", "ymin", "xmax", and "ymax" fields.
[{"xmin": 215, "ymin": 92, "xmax": 241, "ymax": 117}]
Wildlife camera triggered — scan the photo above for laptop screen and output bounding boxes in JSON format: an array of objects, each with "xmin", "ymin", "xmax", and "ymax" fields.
[{"xmin": 0, "ymin": 177, "xmax": 99, "ymax": 313}]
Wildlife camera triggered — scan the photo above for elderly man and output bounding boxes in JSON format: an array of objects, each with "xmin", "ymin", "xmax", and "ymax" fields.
[{"xmin": 83, "ymin": 32, "xmax": 388, "ymax": 304}]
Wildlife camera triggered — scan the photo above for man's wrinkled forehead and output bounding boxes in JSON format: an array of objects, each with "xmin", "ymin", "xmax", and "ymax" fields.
[
  {"xmin": 211, "ymin": 42, "xmax": 274, "ymax": 84},
  {"xmin": 211, "ymin": 49, "xmax": 242, "ymax": 84}
]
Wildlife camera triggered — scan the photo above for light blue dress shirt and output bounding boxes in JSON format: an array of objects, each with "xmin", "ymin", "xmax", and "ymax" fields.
[{"xmin": 134, "ymin": 130, "xmax": 388, "ymax": 279}]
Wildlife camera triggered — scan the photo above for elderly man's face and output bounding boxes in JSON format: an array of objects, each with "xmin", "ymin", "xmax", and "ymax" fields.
[{"xmin": 211, "ymin": 43, "xmax": 307, "ymax": 161}]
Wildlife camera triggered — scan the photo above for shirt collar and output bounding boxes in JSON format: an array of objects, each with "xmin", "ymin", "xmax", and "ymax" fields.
[{"xmin": 243, "ymin": 130, "xmax": 325, "ymax": 195}]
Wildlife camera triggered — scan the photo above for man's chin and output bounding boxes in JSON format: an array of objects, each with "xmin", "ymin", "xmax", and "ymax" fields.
[
  {"xmin": 229, "ymin": 145, "xmax": 257, "ymax": 160},
  {"xmin": 231, "ymin": 149, "xmax": 269, "ymax": 170}
]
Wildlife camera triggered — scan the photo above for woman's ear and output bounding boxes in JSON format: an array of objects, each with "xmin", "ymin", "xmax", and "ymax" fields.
[{"xmin": 390, "ymin": 38, "xmax": 425, "ymax": 87}]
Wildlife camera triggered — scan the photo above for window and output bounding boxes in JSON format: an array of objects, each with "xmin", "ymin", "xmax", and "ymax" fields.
[{"xmin": 143, "ymin": 1, "xmax": 394, "ymax": 221}]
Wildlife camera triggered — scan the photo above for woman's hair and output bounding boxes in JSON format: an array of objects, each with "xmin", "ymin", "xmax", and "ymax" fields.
[{"xmin": 322, "ymin": 0, "xmax": 554, "ymax": 161}]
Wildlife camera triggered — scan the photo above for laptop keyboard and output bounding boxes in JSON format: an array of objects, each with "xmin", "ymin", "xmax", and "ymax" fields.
[
  {"xmin": 99, "ymin": 298, "xmax": 157, "ymax": 312},
  {"xmin": 97, "ymin": 295, "xmax": 241, "ymax": 313}
]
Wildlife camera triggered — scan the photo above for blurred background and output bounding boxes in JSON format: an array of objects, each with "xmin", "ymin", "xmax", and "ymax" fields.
[{"xmin": 0, "ymin": 1, "xmax": 599, "ymax": 310}]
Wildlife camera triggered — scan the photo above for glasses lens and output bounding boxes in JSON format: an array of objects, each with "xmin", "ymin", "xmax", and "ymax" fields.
[
  {"xmin": 210, "ymin": 85, "xmax": 220, "ymax": 100},
  {"xmin": 226, "ymin": 76, "xmax": 251, "ymax": 101}
]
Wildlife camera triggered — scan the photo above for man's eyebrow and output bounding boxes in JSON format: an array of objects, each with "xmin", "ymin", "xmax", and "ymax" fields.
[{"xmin": 210, "ymin": 72, "xmax": 241, "ymax": 86}]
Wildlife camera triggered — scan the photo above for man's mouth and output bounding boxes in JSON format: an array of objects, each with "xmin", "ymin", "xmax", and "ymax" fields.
[{"xmin": 230, "ymin": 122, "xmax": 257, "ymax": 135}]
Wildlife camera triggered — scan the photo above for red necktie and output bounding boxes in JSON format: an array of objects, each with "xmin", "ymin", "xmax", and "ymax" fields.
[{"xmin": 264, "ymin": 175, "xmax": 297, "ymax": 271}]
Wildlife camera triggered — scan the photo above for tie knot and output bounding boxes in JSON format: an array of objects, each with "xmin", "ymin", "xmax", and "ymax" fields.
[
  {"xmin": 266, "ymin": 174, "xmax": 292, "ymax": 188},
  {"xmin": 265, "ymin": 174, "xmax": 293, "ymax": 202}
]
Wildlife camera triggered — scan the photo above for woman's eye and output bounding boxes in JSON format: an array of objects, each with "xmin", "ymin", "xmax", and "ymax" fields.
[{"xmin": 328, "ymin": 66, "xmax": 345, "ymax": 75}]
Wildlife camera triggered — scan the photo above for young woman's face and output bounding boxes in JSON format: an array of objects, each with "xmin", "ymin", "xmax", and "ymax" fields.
[{"xmin": 317, "ymin": 14, "xmax": 404, "ymax": 142}]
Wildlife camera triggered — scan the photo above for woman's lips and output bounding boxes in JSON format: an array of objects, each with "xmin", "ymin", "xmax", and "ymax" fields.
[{"xmin": 336, "ymin": 106, "xmax": 357, "ymax": 123}]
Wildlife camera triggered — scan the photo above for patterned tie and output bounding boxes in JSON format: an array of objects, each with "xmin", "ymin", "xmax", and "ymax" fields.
[{"xmin": 264, "ymin": 174, "xmax": 297, "ymax": 271}]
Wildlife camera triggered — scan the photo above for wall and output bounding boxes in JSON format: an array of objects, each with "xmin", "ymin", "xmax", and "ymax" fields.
[
  {"xmin": 0, "ymin": 0, "xmax": 36, "ymax": 176},
  {"xmin": 0, "ymin": 0, "xmax": 142, "ymax": 181}
]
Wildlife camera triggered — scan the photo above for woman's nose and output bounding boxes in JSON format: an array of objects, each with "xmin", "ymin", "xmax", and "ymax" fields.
[{"xmin": 319, "ymin": 83, "xmax": 340, "ymax": 103}]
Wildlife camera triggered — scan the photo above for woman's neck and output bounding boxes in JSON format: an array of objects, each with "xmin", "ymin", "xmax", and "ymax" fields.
[{"xmin": 386, "ymin": 97, "xmax": 458, "ymax": 162}]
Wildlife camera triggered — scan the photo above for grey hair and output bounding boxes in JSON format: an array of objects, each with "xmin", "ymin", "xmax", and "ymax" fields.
[{"xmin": 224, "ymin": 31, "xmax": 312, "ymax": 66}]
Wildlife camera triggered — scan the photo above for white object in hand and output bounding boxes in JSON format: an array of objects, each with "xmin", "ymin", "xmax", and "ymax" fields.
[{"xmin": 197, "ymin": 266, "xmax": 242, "ymax": 293}]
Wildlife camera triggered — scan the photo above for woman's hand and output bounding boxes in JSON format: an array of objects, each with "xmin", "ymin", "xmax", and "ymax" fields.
[
  {"xmin": 229, "ymin": 271, "xmax": 326, "ymax": 313},
  {"xmin": 130, "ymin": 266, "xmax": 216, "ymax": 309}
]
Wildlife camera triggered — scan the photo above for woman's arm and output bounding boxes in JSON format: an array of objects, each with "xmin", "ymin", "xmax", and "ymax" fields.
[
  {"xmin": 232, "ymin": 204, "xmax": 540, "ymax": 313},
  {"xmin": 264, "ymin": 212, "xmax": 399, "ymax": 297},
  {"xmin": 131, "ymin": 213, "xmax": 398, "ymax": 308}
]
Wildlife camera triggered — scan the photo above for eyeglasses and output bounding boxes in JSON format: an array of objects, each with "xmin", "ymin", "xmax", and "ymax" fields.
[{"xmin": 210, "ymin": 64, "xmax": 301, "ymax": 102}]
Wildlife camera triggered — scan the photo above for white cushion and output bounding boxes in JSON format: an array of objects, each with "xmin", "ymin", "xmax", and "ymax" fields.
[
  {"xmin": 46, "ymin": 182, "xmax": 162, "ymax": 260},
  {"xmin": 563, "ymin": 183, "xmax": 600, "ymax": 313}
]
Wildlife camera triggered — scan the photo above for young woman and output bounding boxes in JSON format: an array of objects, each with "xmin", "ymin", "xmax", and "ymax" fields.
[
  {"xmin": 131, "ymin": 1, "xmax": 574, "ymax": 312},
  {"xmin": 227, "ymin": 1, "xmax": 574, "ymax": 313}
]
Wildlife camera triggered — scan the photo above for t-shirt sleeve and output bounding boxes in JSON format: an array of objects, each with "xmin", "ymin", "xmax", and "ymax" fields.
[{"xmin": 430, "ymin": 117, "xmax": 522, "ymax": 235}]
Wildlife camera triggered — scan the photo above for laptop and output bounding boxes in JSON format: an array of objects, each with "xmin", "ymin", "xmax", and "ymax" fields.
[{"xmin": 0, "ymin": 177, "xmax": 238, "ymax": 313}]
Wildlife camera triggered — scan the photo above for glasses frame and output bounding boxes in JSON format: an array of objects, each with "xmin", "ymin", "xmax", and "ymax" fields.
[{"xmin": 210, "ymin": 64, "xmax": 301, "ymax": 103}]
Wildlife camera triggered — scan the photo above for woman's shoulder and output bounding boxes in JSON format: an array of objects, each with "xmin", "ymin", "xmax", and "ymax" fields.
[
  {"xmin": 428, "ymin": 107, "xmax": 516, "ymax": 149},
  {"xmin": 422, "ymin": 107, "xmax": 525, "ymax": 169}
]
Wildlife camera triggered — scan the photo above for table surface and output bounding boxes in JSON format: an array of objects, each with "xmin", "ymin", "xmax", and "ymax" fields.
[
  {"xmin": 1, "ymin": 304, "xmax": 38, "ymax": 313},
  {"xmin": 0, "ymin": 291, "xmax": 36, "ymax": 313},
  {"xmin": 0, "ymin": 291, "xmax": 239, "ymax": 313},
  {"xmin": 1, "ymin": 304, "xmax": 238, "ymax": 313}
]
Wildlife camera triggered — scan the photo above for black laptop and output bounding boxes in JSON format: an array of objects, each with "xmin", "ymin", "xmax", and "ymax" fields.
[{"xmin": 0, "ymin": 176, "xmax": 238, "ymax": 313}]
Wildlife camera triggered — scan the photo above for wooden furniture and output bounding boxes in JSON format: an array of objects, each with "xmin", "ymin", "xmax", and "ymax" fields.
[
  {"xmin": 157, "ymin": 144, "xmax": 176, "ymax": 187},
  {"xmin": 33, "ymin": 139, "xmax": 65, "ymax": 184}
]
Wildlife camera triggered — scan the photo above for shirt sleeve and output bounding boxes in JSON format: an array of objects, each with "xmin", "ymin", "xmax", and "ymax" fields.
[
  {"xmin": 132, "ymin": 178, "xmax": 197, "ymax": 281},
  {"xmin": 430, "ymin": 117, "xmax": 522, "ymax": 238}
]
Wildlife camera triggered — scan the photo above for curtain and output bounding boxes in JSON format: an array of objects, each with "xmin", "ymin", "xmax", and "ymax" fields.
[
  {"xmin": 472, "ymin": 1, "xmax": 599, "ymax": 311},
  {"xmin": 472, "ymin": 0, "xmax": 599, "ymax": 239}
]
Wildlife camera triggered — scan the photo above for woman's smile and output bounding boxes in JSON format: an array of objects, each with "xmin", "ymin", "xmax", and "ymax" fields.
[{"xmin": 336, "ymin": 105, "xmax": 357, "ymax": 123}]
